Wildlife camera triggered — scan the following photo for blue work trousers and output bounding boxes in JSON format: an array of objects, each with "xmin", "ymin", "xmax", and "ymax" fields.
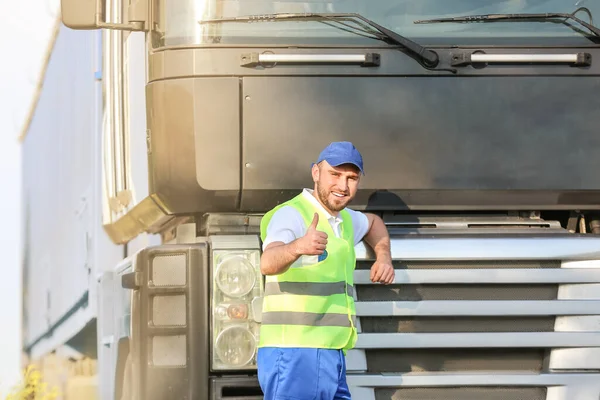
[{"xmin": 257, "ymin": 347, "xmax": 352, "ymax": 400}]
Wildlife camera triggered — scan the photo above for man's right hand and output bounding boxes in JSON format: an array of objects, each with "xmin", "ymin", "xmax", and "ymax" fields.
[
  {"xmin": 294, "ymin": 213, "xmax": 328, "ymax": 256},
  {"xmin": 260, "ymin": 213, "xmax": 328, "ymax": 275}
]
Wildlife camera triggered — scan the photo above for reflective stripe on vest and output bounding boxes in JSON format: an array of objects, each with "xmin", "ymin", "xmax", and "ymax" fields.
[
  {"xmin": 258, "ymin": 193, "xmax": 358, "ymax": 351},
  {"xmin": 264, "ymin": 281, "xmax": 355, "ymax": 297},
  {"xmin": 261, "ymin": 312, "xmax": 357, "ymax": 327}
]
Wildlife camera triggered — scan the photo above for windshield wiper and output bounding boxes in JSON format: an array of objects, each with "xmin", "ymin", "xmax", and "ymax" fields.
[
  {"xmin": 199, "ymin": 13, "xmax": 440, "ymax": 67},
  {"xmin": 414, "ymin": 7, "xmax": 600, "ymax": 39}
]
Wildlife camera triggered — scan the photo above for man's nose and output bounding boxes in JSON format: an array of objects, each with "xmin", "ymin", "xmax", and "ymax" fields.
[{"xmin": 336, "ymin": 179, "xmax": 348, "ymax": 192}]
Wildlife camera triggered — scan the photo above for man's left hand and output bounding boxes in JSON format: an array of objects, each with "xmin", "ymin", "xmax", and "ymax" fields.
[{"xmin": 370, "ymin": 259, "xmax": 395, "ymax": 285}]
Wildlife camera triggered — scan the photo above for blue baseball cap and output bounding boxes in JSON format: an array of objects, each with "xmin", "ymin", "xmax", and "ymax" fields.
[{"xmin": 315, "ymin": 141, "xmax": 365, "ymax": 174}]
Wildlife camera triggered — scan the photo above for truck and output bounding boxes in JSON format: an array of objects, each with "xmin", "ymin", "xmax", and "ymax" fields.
[{"xmin": 20, "ymin": 0, "xmax": 600, "ymax": 399}]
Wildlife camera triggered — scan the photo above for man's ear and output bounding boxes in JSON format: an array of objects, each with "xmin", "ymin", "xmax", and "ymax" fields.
[{"xmin": 311, "ymin": 163, "xmax": 320, "ymax": 183}]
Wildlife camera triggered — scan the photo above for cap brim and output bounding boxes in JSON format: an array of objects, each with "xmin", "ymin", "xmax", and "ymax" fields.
[{"xmin": 327, "ymin": 160, "xmax": 364, "ymax": 174}]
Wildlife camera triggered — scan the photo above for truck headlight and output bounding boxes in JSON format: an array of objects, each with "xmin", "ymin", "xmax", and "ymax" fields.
[
  {"xmin": 215, "ymin": 325, "xmax": 257, "ymax": 367},
  {"xmin": 210, "ymin": 236, "xmax": 262, "ymax": 371},
  {"xmin": 215, "ymin": 255, "xmax": 256, "ymax": 298}
]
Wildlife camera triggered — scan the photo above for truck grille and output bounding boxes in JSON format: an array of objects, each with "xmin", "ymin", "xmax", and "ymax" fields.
[
  {"xmin": 348, "ymin": 234, "xmax": 600, "ymax": 400},
  {"xmin": 356, "ymin": 260, "xmax": 556, "ymax": 375}
]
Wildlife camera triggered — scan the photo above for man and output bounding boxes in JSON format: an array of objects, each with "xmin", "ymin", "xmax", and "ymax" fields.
[{"xmin": 257, "ymin": 141, "xmax": 395, "ymax": 399}]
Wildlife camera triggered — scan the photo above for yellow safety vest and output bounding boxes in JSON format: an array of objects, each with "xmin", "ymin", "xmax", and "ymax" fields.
[{"xmin": 258, "ymin": 193, "xmax": 358, "ymax": 352}]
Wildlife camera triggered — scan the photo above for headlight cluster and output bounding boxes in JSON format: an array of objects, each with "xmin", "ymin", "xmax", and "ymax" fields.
[{"xmin": 211, "ymin": 247, "xmax": 263, "ymax": 370}]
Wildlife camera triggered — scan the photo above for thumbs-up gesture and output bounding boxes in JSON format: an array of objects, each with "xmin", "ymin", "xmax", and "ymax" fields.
[{"xmin": 296, "ymin": 213, "xmax": 328, "ymax": 256}]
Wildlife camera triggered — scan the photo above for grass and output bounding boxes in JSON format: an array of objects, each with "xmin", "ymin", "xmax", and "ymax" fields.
[{"xmin": 4, "ymin": 365, "xmax": 60, "ymax": 400}]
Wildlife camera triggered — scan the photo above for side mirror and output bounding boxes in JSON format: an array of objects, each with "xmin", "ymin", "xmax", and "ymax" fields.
[
  {"xmin": 61, "ymin": 0, "xmax": 148, "ymax": 31},
  {"xmin": 61, "ymin": 0, "xmax": 99, "ymax": 29}
]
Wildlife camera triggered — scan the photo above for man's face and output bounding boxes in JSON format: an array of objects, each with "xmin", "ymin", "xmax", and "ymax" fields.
[{"xmin": 312, "ymin": 161, "xmax": 361, "ymax": 213}]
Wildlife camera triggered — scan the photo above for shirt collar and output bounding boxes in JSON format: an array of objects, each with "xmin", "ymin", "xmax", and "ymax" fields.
[{"xmin": 302, "ymin": 188, "xmax": 343, "ymax": 223}]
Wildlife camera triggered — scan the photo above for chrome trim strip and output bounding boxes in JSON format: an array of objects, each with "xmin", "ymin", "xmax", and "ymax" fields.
[
  {"xmin": 473, "ymin": 53, "xmax": 582, "ymax": 64},
  {"xmin": 240, "ymin": 52, "xmax": 381, "ymax": 67},
  {"xmin": 355, "ymin": 236, "xmax": 600, "ymax": 260},
  {"xmin": 355, "ymin": 300, "xmax": 600, "ymax": 316},
  {"xmin": 353, "ymin": 268, "xmax": 600, "ymax": 284},
  {"xmin": 354, "ymin": 332, "xmax": 600, "ymax": 348},
  {"xmin": 346, "ymin": 372, "xmax": 600, "ymax": 386},
  {"xmin": 260, "ymin": 54, "xmax": 369, "ymax": 63},
  {"xmin": 347, "ymin": 374, "xmax": 600, "ymax": 400}
]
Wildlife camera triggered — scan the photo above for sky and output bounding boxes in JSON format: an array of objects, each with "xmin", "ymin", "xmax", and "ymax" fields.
[{"xmin": 0, "ymin": 0, "xmax": 59, "ymax": 395}]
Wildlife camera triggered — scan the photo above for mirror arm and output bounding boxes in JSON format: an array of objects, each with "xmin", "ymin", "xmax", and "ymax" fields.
[
  {"xmin": 95, "ymin": 14, "xmax": 145, "ymax": 30},
  {"xmin": 95, "ymin": 0, "xmax": 145, "ymax": 31}
]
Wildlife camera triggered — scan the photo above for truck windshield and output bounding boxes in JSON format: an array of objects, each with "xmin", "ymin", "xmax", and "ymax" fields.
[{"xmin": 154, "ymin": 0, "xmax": 600, "ymax": 48}]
